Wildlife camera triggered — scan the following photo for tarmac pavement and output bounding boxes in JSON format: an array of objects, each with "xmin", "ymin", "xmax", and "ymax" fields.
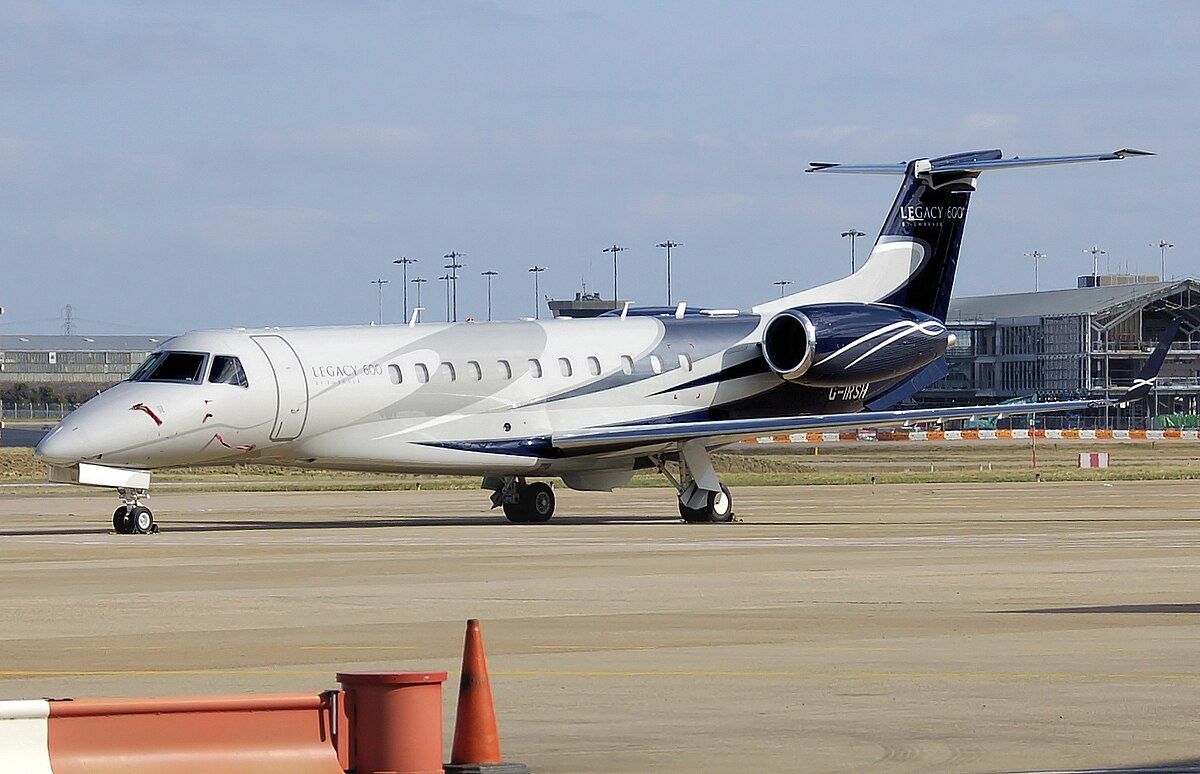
[{"xmin": 1, "ymin": 481, "xmax": 1198, "ymax": 772}]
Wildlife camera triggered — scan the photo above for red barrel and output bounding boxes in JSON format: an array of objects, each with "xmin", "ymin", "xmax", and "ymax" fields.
[{"xmin": 336, "ymin": 671, "xmax": 448, "ymax": 774}]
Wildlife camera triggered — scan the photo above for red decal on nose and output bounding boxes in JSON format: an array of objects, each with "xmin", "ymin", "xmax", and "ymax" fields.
[
  {"xmin": 130, "ymin": 403, "xmax": 163, "ymax": 426},
  {"xmin": 214, "ymin": 433, "xmax": 255, "ymax": 452}
]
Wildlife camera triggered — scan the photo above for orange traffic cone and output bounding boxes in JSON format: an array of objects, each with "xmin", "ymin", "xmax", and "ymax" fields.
[{"xmin": 444, "ymin": 620, "xmax": 529, "ymax": 774}]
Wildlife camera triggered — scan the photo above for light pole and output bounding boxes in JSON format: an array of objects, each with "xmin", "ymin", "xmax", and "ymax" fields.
[
  {"xmin": 1024, "ymin": 250, "xmax": 1048, "ymax": 291},
  {"xmin": 656, "ymin": 241, "xmax": 680, "ymax": 305},
  {"xmin": 841, "ymin": 229, "xmax": 867, "ymax": 273},
  {"xmin": 437, "ymin": 274, "xmax": 451, "ymax": 322},
  {"xmin": 603, "ymin": 245, "xmax": 627, "ymax": 302},
  {"xmin": 528, "ymin": 265, "xmax": 546, "ymax": 319},
  {"xmin": 443, "ymin": 251, "xmax": 465, "ymax": 322},
  {"xmin": 481, "ymin": 270, "xmax": 499, "ymax": 321},
  {"xmin": 1083, "ymin": 246, "xmax": 1106, "ymax": 285},
  {"xmin": 1153, "ymin": 240, "xmax": 1174, "ymax": 279},
  {"xmin": 392, "ymin": 257, "xmax": 418, "ymax": 322},
  {"xmin": 410, "ymin": 277, "xmax": 427, "ymax": 320},
  {"xmin": 773, "ymin": 279, "xmax": 793, "ymax": 297},
  {"xmin": 369, "ymin": 279, "xmax": 390, "ymax": 324}
]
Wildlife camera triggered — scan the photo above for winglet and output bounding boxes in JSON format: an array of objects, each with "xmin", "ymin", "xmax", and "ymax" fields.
[{"xmin": 1119, "ymin": 317, "xmax": 1182, "ymax": 404}]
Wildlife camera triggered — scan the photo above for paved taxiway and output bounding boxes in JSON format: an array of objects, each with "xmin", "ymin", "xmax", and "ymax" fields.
[{"xmin": 1, "ymin": 481, "xmax": 1199, "ymax": 772}]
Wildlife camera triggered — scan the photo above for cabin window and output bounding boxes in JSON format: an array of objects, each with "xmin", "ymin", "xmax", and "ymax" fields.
[
  {"xmin": 620, "ymin": 355, "xmax": 635, "ymax": 375},
  {"xmin": 558, "ymin": 357, "xmax": 573, "ymax": 377},
  {"xmin": 678, "ymin": 354, "xmax": 692, "ymax": 372},
  {"xmin": 650, "ymin": 354, "xmax": 664, "ymax": 374},
  {"xmin": 387, "ymin": 364, "xmax": 402, "ymax": 384},
  {"xmin": 209, "ymin": 355, "xmax": 249, "ymax": 388},
  {"xmin": 497, "ymin": 359, "xmax": 512, "ymax": 380},
  {"xmin": 528, "ymin": 358, "xmax": 543, "ymax": 378},
  {"xmin": 439, "ymin": 362, "xmax": 457, "ymax": 382},
  {"xmin": 467, "ymin": 360, "xmax": 482, "ymax": 380},
  {"xmin": 415, "ymin": 363, "xmax": 430, "ymax": 383},
  {"xmin": 587, "ymin": 356, "xmax": 601, "ymax": 376}
]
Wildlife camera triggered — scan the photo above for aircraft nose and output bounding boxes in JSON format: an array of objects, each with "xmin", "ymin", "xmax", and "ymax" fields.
[{"xmin": 35, "ymin": 422, "xmax": 98, "ymax": 465}]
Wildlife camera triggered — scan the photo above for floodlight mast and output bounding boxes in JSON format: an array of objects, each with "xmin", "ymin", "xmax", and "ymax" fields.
[
  {"xmin": 443, "ymin": 252, "xmax": 465, "ymax": 322},
  {"xmin": 410, "ymin": 277, "xmax": 427, "ymax": 316},
  {"xmin": 528, "ymin": 265, "xmax": 547, "ymax": 319},
  {"xmin": 840, "ymin": 229, "xmax": 866, "ymax": 273},
  {"xmin": 369, "ymin": 279, "xmax": 390, "ymax": 325},
  {"xmin": 773, "ymin": 279, "xmax": 793, "ymax": 297},
  {"xmin": 656, "ymin": 241, "xmax": 680, "ymax": 305},
  {"xmin": 1084, "ymin": 246, "xmax": 1106, "ymax": 283},
  {"xmin": 1024, "ymin": 250, "xmax": 1048, "ymax": 291},
  {"xmin": 392, "ymin": 257, "xmax": 418, "ymax": 321},
  {"xmin": 481, "ymin": 270, "xmax": 499, "ymax": 321},
  {"xmin": 603, "ymin": 245, "xmax": 627, "ymax": 302},
  {"xmin": 1154, "ymin": 240, "xmax": 1174, "ymax": 279}
]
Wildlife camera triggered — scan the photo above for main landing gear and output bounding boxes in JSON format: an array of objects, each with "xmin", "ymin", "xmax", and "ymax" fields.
[
  {"xmin": 653, "ymin": 440, "xmax": 736, "ymax": 524},
  {"xmin": 488, "ymin": 477, "xmax": 556, "ymax": 524},
  {"xmin": 112, "ymin": 487, "xmax": 158, "ymax": 535}
]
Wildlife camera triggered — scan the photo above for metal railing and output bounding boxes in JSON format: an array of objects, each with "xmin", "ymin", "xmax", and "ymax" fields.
[{"xmin": 1, "ymin": 402, "xmax": 78, "ymax": 421}]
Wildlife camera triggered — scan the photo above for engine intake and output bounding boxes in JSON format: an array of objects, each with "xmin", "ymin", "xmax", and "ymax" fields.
[{"xmin": 762, "ymin": 303, "xmax": 951, "ymax": 387}]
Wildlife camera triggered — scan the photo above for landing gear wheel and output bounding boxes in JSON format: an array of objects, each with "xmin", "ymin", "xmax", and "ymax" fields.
[
  {"xmin": 113, "ymin": 506, "xmax": 131, "ymax": 534},
  {"xmin": 679, "ymin": 485, "xmax": 734, "ymax": 524},
  {"xmin": 503, "ymin": 482, "xmax": 555, "ymax": 524},
  {"xmin": 129, "ymin": 506, "xmax": 156, "ymax": 535}
]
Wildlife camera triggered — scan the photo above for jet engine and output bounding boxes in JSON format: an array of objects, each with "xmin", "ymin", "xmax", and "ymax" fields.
[{"xmin": 761, "ymin": 303, "xmax": 953, "ymax": 387}]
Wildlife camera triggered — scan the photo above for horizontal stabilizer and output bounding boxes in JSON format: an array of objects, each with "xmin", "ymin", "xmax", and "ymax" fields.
[{"xmin": 807, "ymin": 148, "xmax": 1153, "ymax": 176}]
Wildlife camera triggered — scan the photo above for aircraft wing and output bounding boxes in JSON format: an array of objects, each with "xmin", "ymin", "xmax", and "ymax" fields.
[{"xmin": 554, "ymin": 318, "xmax": 1182, "ymax": 453}]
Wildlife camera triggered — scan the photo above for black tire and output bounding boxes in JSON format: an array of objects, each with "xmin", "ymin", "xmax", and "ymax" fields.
[
  {"xmin": 129, "ymin": 506, "xmax": 155, "ymax": 535},
  {"xmin": 679, "ymin": 485, "xmax": 734, "ymax": 524},
  {"xmin": 524, "ymin": 481, "xmax": 555, "ymax": 523},
  {"xmin": 503, "ymin": 482, "xmax": 555, "ymax": 524},
  {"xmin": 113, "ymin": 506, "xmax": 131, "ymax": 534}
]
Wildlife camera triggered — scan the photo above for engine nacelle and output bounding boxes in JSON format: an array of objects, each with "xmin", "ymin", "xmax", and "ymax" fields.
[{"xmin": 762, "ymin": 303, "xmax": 953, "ymax": 387}]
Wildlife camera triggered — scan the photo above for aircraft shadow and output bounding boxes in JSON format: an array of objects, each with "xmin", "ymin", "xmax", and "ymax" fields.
[
  {"xmin": 0, "ymin": 513, "xmax": 683, "ymax": 537},
  {"xmin": 1001, "ymin": 603, "xmax": 1200, "ymax": 615},
  {"xmin": 1019, "ymin": 758, "xmax": 1200, "ymax": 773}
]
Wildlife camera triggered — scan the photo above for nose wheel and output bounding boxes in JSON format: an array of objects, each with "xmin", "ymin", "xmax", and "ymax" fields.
[{"xmin": 113, "ymin": 488, "xmax": 158, "ymax": 534}]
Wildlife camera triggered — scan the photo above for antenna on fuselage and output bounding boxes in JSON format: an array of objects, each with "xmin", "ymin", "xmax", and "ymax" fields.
[{"xmin": 409, "ymin": 307, "xmax": 423, "ymax": 327}]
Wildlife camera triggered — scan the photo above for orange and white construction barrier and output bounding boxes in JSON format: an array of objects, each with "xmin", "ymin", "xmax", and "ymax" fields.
[
  {"xmin": 0, "ymin": 621, "xmax": 524, "ymax": 774},
  {"xmin": 0, "ymin": 693, "xmax": 345, "ymax": 773},
  {"xmin": 743, "ymin": 428, "xmax": 1200, "ymax": 444}
]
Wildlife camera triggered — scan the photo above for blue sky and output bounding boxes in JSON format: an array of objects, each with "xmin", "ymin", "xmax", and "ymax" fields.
[{"xmin": 2, "ymin": 0, "xmax": 1197, "ymax": 333}]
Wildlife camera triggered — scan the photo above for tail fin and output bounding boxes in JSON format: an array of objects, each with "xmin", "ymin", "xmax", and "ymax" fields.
[{"xmin": 754, "ymin": 148, "xmax": 1152, "ymax": 321}]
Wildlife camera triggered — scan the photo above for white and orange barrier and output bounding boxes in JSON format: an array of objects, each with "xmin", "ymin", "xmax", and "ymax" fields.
[
  {"xmin": 0, "ymin": 693, "xmax": 346, "ymax": 774},
  {"xmin": 0, "ymin": 621, "xmax": 522, "ymax": 774},
  {"xmin": 743, "ymin": 428, "xmax": 1200, "ymax": 444}
]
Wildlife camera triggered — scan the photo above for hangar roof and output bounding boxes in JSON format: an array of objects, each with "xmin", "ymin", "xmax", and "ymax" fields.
[
  {"xmin": 948, "ymin": 279, "xmax": 1196, "ymax": 322},
  {"xmin": 0, "ymin": 334, "xmax": 171, "ymax": 352}
]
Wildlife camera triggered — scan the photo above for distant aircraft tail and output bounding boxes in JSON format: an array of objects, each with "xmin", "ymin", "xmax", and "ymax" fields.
[{"xmin": 755, "ymin": 148, "xmax": 1151, "ymax": 321}]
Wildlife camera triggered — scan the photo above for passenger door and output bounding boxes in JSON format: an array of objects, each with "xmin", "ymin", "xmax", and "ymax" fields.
[{"xmin": 251, "ymin": 335, "xmax": 309, "ymax": 441}]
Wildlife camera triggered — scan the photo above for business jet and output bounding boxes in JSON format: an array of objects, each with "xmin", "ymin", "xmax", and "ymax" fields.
[{"xmin": 36, "ymin": 148, "xmax": 1175, "ymax": 534}]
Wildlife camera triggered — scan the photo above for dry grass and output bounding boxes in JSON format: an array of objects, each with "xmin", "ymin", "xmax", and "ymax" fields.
[{"xmin": 5, "ymin": 441, "xmax": 1200, "ymax": 492}]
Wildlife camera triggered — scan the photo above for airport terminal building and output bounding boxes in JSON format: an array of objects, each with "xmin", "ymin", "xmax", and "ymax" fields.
[{"xmin": 920, "ymin": 276, "xmax": 1200, "ymax": 426}]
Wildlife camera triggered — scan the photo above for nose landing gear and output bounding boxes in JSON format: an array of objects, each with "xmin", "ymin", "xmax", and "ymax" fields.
[{"xmin": 113, "ymin": 488, "xmax": 158, "ymax": 535}]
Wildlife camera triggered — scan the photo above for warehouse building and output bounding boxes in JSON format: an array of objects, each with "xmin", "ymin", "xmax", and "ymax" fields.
[{"xmin": 0, "ymin": 334, "xmax": 167, "ymax": 388}]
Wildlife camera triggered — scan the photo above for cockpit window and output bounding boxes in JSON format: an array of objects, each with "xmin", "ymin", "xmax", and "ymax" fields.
[
  {"xmin": 130, "ymin": 351, "xmax": 207, "ymax": 384},
  {"xmin": 209, "ymin": 355, "xmax": 249, "ymax": 387}
]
